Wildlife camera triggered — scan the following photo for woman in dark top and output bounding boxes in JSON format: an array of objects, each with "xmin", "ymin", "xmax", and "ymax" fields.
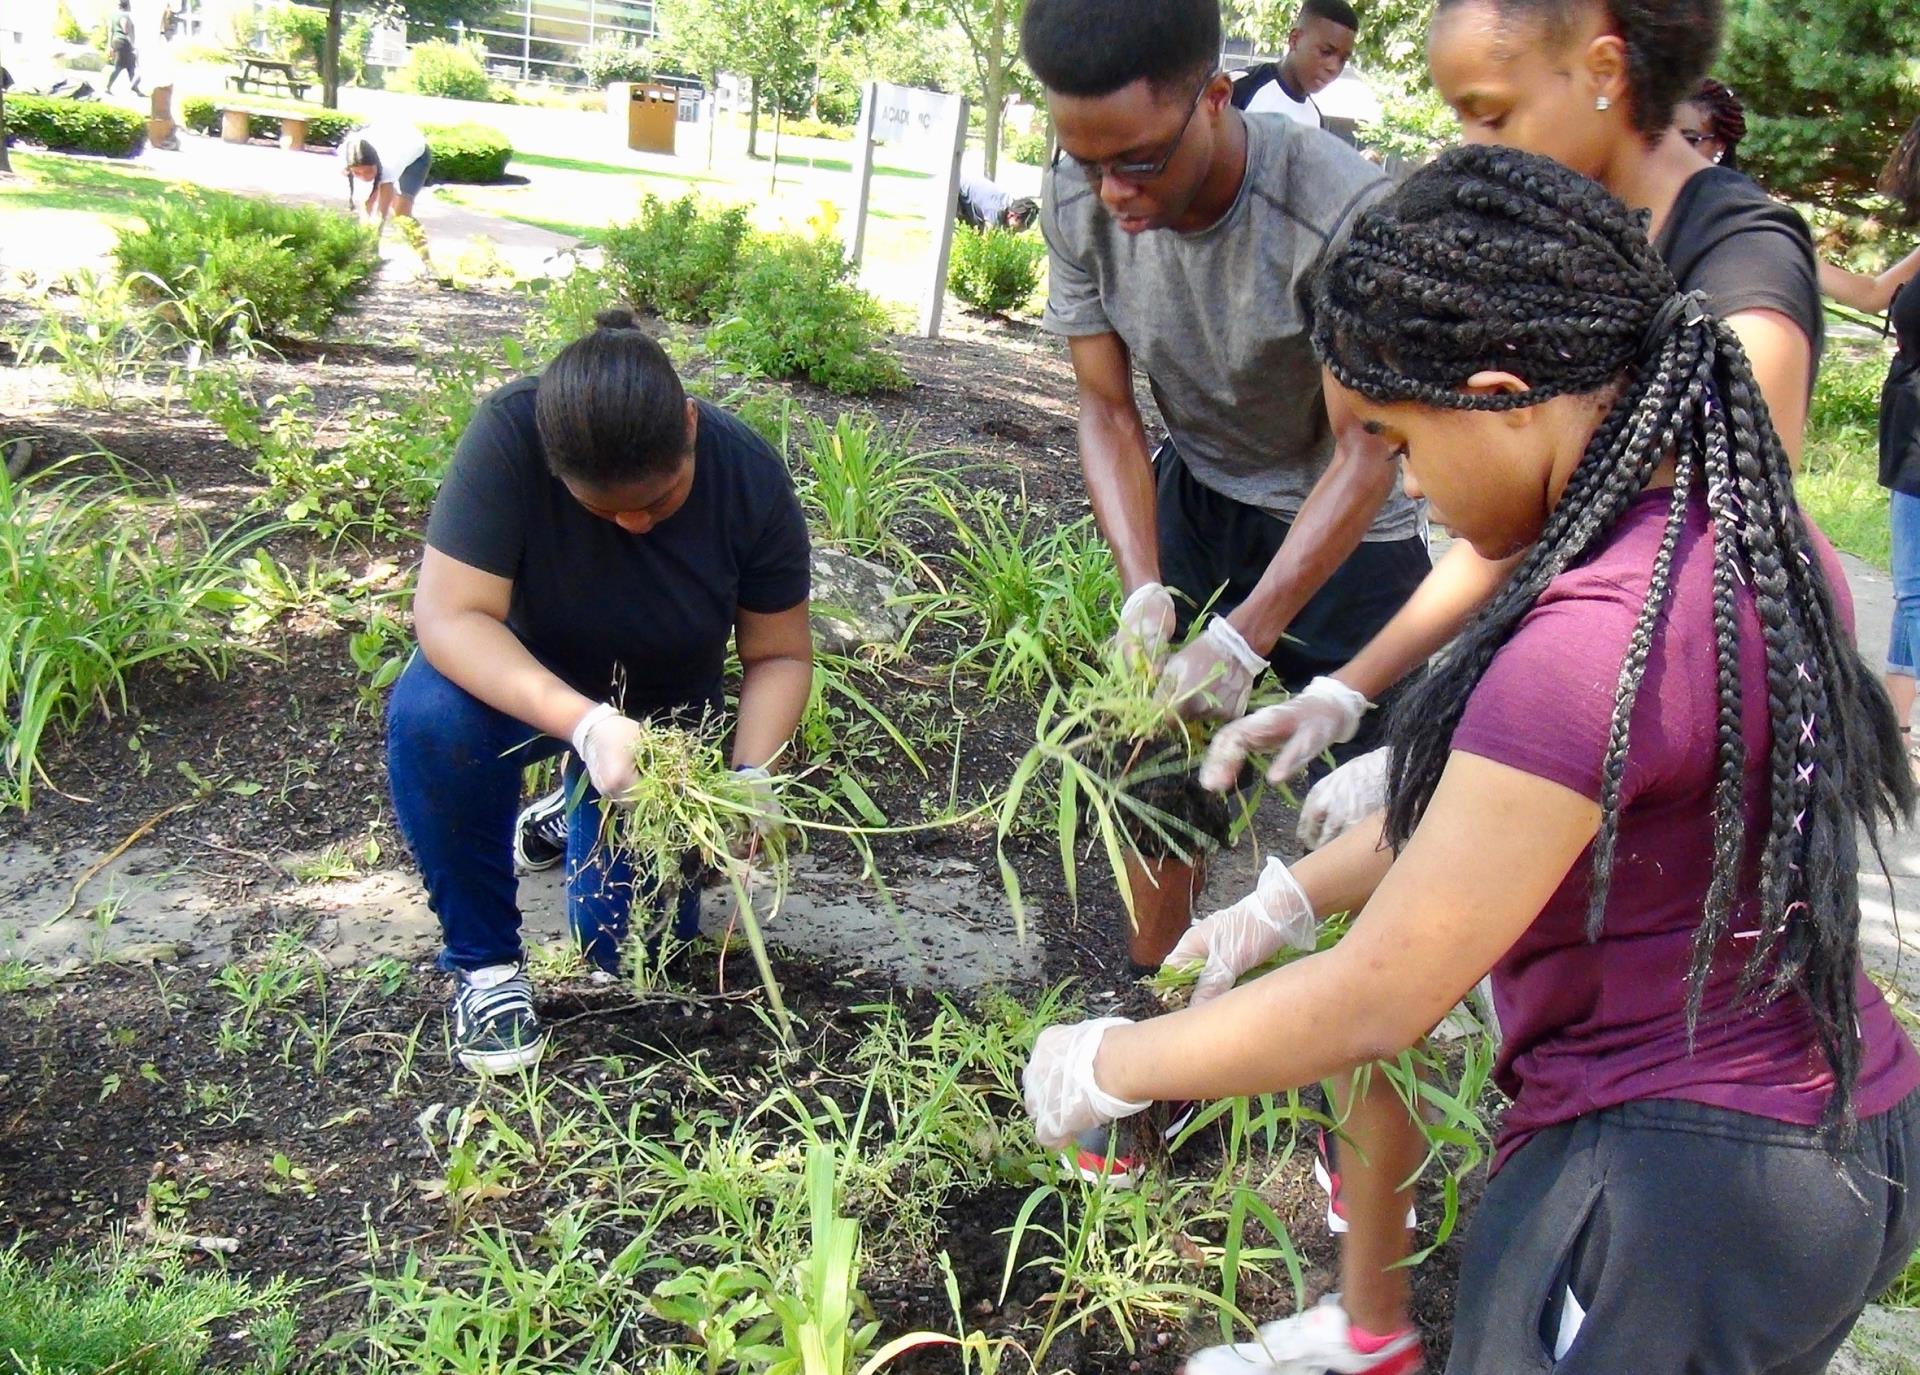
[
  {"xmin": 1027, "ymin": 146, "xmax": 1920, "ymax": 1375},
  {"xmin": 1676, "ymin": 76, "xmax": 1746, "ymax": 170},
  {"xmin": 1822, "ymin": 116, "xmax": 1920, "ymax": 762},
  {"xmin": 387, "ymin": 308, "xmax": 812, "ymax": 1075},
  {"xmin": 1171, "ymin": 0, "xmax": 1834, "ymax": 1364}
]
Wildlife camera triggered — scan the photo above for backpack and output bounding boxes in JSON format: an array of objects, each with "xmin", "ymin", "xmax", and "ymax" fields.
[{"xmin": 1230, "ymin": 62, "xmax": 1280, "ymax": 110}]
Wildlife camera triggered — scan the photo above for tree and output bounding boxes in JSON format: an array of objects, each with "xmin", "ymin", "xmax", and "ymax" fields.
[
  {"xmin": 317, "ymin": 0, "xmax": 496, "ymax": 109},
  {"xmin": 1721, "ymin": 0, "xmax": 1920, "ymax": 203},
  {"xmin": 940, "ymin": 0, "xmax": 1023, "ymax": 179}
]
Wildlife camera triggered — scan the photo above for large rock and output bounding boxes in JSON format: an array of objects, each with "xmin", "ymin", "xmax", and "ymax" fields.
[
  {"xmin": 1831, "ymin": 1305, "xmax": 1920, "ymax": 1375},
  {"xmin": 809, "ymin": 547, "xmax": 912, "ymax": 654}
]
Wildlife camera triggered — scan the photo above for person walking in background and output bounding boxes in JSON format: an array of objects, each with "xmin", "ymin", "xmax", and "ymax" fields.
[
  {"xmin": 1026, "ymin": 144, "xmax": 1920, "ymax": 1375},
  {"xmin": 1822, "ymin": 115, "xmax": 1920, "ymax": 767},
  {"xmin": 1231, "ymin": 0, "xmax": 1358, "ymax": 130},
  {"xmin": 341, "ymin": 124, "xmax": 433, "ymax": 238},
  {"xmin": 387, "ymin": 309, "xmax": 811, "ymax": 1074},
  {"xmin": 1677, "ymin": 77, "xmax": 1746, "ymax": 170},
  {"xmin": 104, "ymin": 0, "xmax": 142, "ymax": 96}
]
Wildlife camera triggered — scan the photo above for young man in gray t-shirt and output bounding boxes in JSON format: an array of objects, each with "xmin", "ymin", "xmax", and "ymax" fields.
[{"xmin": 1023, "ymin": 0, "xmax": 1428, "ymax": 787}]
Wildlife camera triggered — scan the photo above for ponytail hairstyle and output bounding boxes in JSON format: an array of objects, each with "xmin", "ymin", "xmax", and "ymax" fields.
[
  {"xmin": 1436, "ymin": 0, "xmax": 1723, "ymax": 140},
  {"xmin": 1313, "ymin": 144, "xmax": 1914, "ymax": 1133},
  {"xmin": 341, "ymin": 133, "xmax": 379, "ymax": 206},
  {"xmin": 534, "ymin": 306, "xmax": 690, "ymax": 488}
]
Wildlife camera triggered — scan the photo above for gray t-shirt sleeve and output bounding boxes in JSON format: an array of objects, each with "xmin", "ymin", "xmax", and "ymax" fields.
[
  {"xmin": 424, "ymin": 395, "xmax": 529, "ymax": 578},
  {"xmin": 1040, "ymin": 177, "xmax": 1112, "ymax": 337}
]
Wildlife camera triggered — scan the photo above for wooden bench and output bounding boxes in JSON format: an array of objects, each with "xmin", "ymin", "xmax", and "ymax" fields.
[
  {"xmin": 225, "ymin": 50, "xmax": 313, "ymax": 101},
  {"xmin": 214, "ymin": 102, "xmax": 313, "ymax": 152}
]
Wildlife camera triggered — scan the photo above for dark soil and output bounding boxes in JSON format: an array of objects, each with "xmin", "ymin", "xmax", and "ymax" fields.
[{"xmin": 0, "ymin": 276, "xmax": 1481, "ymax": 1367}]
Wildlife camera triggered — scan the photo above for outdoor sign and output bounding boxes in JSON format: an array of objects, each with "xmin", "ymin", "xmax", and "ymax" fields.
[
  {"xmin": 848, "ymin": 81, "xmax": 968, "ymax": 340},
  {"xmin": 869, "ymin": 82, "xmax": 961, "ymax": 150}
]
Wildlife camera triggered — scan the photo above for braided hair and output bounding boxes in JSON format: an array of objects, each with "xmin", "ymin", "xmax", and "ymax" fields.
[
  {"xmin": 1313, "ymin": 144, "xmax": 1915, "ymax": 1132},
  {"xmin": 1690, "ymin": 78, "xmax": 1746, "ymax": 169}
]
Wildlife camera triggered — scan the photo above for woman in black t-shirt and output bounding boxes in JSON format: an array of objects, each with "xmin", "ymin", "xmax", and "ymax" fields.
[
  {"xmin": 387, "ymin": 308, "xmax": 813, "ymax": 1075},
  {"xmin": 1822, "ymin": 115, "xmax": 1920, "ymax": 763}
]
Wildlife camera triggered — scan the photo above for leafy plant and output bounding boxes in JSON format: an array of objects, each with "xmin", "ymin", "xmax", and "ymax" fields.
[
  {"xmin": 709, "ymin": 235, "xmax": 906, "ymax": 395},
  {"xmin": 16, "ymin": 269, "xmax": 171, "ymax": 407},
  {"xmin": 1002, "ymin": 124, "xmax": 1049, "ymax": 167},
  {"xmin": 602, "ymin": 194, "xmax": 754, "ymax": 322},
  {"xmin": 948, "ymin": 225, "xmax": 1045, "ymax": 316},
  {"xmin": 579, "ymin": 38, "xmax": 653, "ymax": 86},
  {"xmin": 0, "ymin": 1238, "xmax": 301, "ymax": 1375},
  {"xmin": 793, "ymin": 411, "xmax": 958, "ymax": 565},
  {"xmin": 116, "ymin": 191, "xmax": 378, "ymax": 341},
  {"xmin": 0, "ymin": 460, "xmax": 263, "ymax": 811},
  {"xmin": 260, "ymin": 1, "xmax": 328, "ymax": 66},
  {"xmin": 424, "ymin": 122, "xmax": 515, "ymax": 184},
  {"xmin": 394, "ymin": 39, "xmax": 493, "ymax": 101},
  {"xmin": 5, "ymin": 94, "xmax": 147, "ymax": 156},
  {"xmin": 1797, "ymin": 349, "xmax": 1892, "ymax": 566}
]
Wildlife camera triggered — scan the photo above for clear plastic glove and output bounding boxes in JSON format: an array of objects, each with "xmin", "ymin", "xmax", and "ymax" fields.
[
  {"xmin": 1297, "ymin": 746, "xmax": 1391, "ymax": 851},
  {"xmin": 733, "ymin": 764, "xmax": 784, "ymax": 845},
  {"xmin": 571, "ymin": 703, "xmax": 642, "ymax": 803},
  {"xmin": 1111, "ymin": 582, "xmax": 1177, "ymax": 674},
  {"xmin": 1163, "ymin": 856, "xmax": 1317, "ymax": 1004},
  {"xmin": 1198, "ymin": 676, "xmax": 1370, "ymax": 792},
  {"xmin": 1158, "ymin": 616, "xmax": 1269, "ymax": 721},
  {"xmin": 1022, "ymin": 1016, "xmax": 1151, "ymax": 1149}
]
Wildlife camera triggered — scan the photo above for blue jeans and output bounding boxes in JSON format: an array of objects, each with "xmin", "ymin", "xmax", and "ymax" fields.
[
  {"xmin": 1889, "ymin": 490, "xmax": 1920, "ymax": 678},
  {"xmin": 386, "ymin": 653, "xmax": 700, "ymax": 973}
]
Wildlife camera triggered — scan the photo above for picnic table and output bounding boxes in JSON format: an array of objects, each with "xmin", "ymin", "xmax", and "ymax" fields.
[{"xmin": 225, "ymin": 49, "xmax": 312, "ymax": 101}]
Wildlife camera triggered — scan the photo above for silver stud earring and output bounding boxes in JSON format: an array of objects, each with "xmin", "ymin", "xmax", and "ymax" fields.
[{"xmin": 1595, "ymin": 95, "xmax": 1611, "ymax": 111}]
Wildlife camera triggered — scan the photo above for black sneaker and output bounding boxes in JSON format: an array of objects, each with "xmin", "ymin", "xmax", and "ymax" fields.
[
  {"xmin": 451, "ymin": 964, "xmax": 546, "ymax": 1074},
  {"xmin": 513, "ymin": 787, "xmax": 568, "ymax": 874},
  {"xmin": 1066, "ymin": 1100, "xmax": 1201, "ymax": 1188}
]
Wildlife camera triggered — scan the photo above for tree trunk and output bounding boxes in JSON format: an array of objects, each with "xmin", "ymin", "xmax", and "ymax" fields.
[
  {"xmin": 0, "ymin": 78, "xmax": 11, "ymax": 175},
  {"xmin": 981, "ymin": 0, "xmax": 1005, "ymax": 179},
  {"xmin": 748, "ymin": 78, "xmax": 761, "ymax": 159},
  {"xmin": 706, "ymin": 72, "xmax": 718, "ymax": 169},
  {"xmin": 321, "ymin": 0, "xmax": 343, "ymax": 108},
  {"xmin": 770, "ymin": 104, "xmax": 783, "ymax": 193}
]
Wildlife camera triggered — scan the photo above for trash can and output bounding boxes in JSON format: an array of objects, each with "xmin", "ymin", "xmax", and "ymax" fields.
[{"xmin": 608, "ymin": 82, "xmax": 677, "ymax": 154}]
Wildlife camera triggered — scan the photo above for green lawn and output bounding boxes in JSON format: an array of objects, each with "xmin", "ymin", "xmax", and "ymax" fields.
[
  {"xmin": 1798, "ymin": 344, "xmax": 1892, "ymax": 569},
  {"xmin": 0, "ymin": 151, "xmax": 175, "ymax": 220}
]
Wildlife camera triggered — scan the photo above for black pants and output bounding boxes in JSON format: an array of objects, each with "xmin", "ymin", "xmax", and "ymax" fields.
[
  {"xmin": 1154, "ymin": 439, "xmax": 1429, "ymax": 761},
  {"xmin": 1448, "ymin": 1092, "xmax": 1920, "ymax": 1374},
  {"xmin": 106, "ymin": 43, "xmax": 138, "ymax": 91}
]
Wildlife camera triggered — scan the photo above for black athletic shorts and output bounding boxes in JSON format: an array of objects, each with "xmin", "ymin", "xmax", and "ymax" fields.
[
  {"xmin": 1153, "ymin": 439, "xmax": 1430, "ymax": 763},
  {"xmin": 1447, "ymin": 1092, "xmax": 1920, "ymax": 1374}
]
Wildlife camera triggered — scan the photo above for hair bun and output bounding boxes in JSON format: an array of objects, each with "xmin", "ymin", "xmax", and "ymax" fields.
[{"xmin": 594, "ymin": 306, "xmax": 642, "ymax": 332}]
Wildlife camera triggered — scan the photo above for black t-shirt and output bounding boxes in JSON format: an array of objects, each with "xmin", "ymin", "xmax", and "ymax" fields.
[
  {"xmin": 425, "ymin": 379, "xmax": 811, "ymax": 714},
  {"xmin": 1654, "ymin": 166, "xmax": 1825, "ymax": 387},
  {"xmin": 1882, "ymin": 284, "xmax": 1920, "ymax": 495}
]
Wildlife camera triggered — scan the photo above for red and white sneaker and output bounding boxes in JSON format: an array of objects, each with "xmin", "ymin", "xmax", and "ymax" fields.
[
  {"xmin": 1182, "ymin": 1295, "xmax": 1423, "ymax": 1374},
  {"xmin": 1067, "ymin": 1100, "xmax": 1201, "ymax": 1188},
  {"xmin": 1314, "ymin": 1129, "xmax": 1418, "ymax": 1235}
]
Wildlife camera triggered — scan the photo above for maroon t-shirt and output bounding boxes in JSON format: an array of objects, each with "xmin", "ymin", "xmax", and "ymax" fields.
[{"xmin": 1452, "ymin": 488, "xmax": 1920, "ymax": 1170}]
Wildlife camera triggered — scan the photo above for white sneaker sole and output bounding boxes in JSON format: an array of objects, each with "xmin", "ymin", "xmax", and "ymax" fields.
[
  {"xmin": 1313, "ymin": 1154, "xmax": 1417, "ymax": 1235},
  {"xmin": 458, "ymin": 1034, "xmax": 547, "ymax": 1075}
]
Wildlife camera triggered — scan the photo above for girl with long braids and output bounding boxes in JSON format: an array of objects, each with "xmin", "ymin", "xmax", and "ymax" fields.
[{"xmin": 1022, "ymin": 146, "xmax": 1920, "ymax": 1374}]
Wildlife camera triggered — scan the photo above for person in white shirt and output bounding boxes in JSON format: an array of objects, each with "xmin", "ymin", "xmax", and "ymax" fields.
[
  {"xmin": 1238, "ymin": 0, "xmax": 1358, "ymax": 130},
  {"xmin": 340, "ymin": 124, "xmax": 433, "ymax": 235}
]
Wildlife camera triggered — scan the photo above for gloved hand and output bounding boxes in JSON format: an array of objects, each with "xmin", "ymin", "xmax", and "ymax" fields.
[
  {"xmin": 571, "ymin": 703, "xmax": 642, "ymax": 803},
  {"xmin": 1198, "ymin": 676, "xmax": 1371, "ymax": 793},
  {"xmin": 1023, "ymin": 1016, "xmax": 1151, "ymax": 1149},
  {"xmin": 1111, "ymin": 582, "xmax": 1177, "ymax": 674},
  {"xmin": 733, "ymin": 764, "xmax": 784, "ymax": 846},
  {"xmin": 1164, "ymin": 856, "xmax": 1318, "ymax": 1004},
  {"xmin": 1158, "ymin": 616, "xmax": 1269, "ymax": 721},
  {"xmin": 1297, "ymin": 746, "xmax": 1391, "ymax": 851}
]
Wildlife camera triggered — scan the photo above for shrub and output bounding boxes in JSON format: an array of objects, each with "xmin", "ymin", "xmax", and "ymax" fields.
[
  {"xmin": 393, "ymin": 40, "xmax": 492, "ymax": 101},
  {"xmin": 709, "ymin": 234, "xmax": 905, "ymax": 394},
  {"xmin": 579, "ymin": 38, "xmax": 651, "ymax": 87},
  {"xmin": 53, "ymin": 0, "xmax": 86, "ymax": 43},
  {"xmin": 602, "ymin": 194, "xmax": 753, "ymax": 321},
  {"xmin": 947, "ymin": 224, "xmax": 1044, "ymax": 315},
  {"xmin": 424, "ymin": 123, "xmax": 513, "ymax": 183},
  {"xmin": 1002, "ymin": 125, "xmax": 1048, "ymax": 167},
  {"xmin": 179, "ymin": 94, "xmax": 354, "ymax": 147},
  {"xmin": 261, "ymin": 1, "xmax": 327, "ymax": 67},
  {"xmin": 4, "ymin": 95, "xmax": 146, "ymax": 156},
  {"xmin": 115, "ymin": 191, "xmax": 377, "ymax": 340}
]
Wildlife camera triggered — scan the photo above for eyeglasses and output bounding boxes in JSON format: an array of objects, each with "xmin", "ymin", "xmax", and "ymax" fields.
[
  {"xmin": 1678, "ymin": 129, "xmax": 1712, "ymax": 148},
  {"xmin": 1053, "ymin": 74, "xmax": 1214, "ymax": 185}
]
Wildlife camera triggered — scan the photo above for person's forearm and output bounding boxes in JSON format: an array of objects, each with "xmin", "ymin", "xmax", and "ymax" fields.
[
  {"xmin": 732, "ymin": 655, "xmax": 812, "ymax": 769},
  {"xmin": 1078, "ymin": 400, "xmax": 1162, "ymax": 592},
  {"xmin": 1819, "ymin": 260, "xmax": 1894, "ymax": 315},
  {"xmin": 1289, "ymin": 810, "xmax": 1396, "ymax": 917},
  {"xmin": 417, "ymin": 610, "xmax": 596, "ymax": 742},
  {"xmin": 1333, "ymin": 543, "xmax": 1515, "ymax": 701},
  {"xmin": 1227, "ymin": 433, "xmax": 1397, "ymax": 656}
]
